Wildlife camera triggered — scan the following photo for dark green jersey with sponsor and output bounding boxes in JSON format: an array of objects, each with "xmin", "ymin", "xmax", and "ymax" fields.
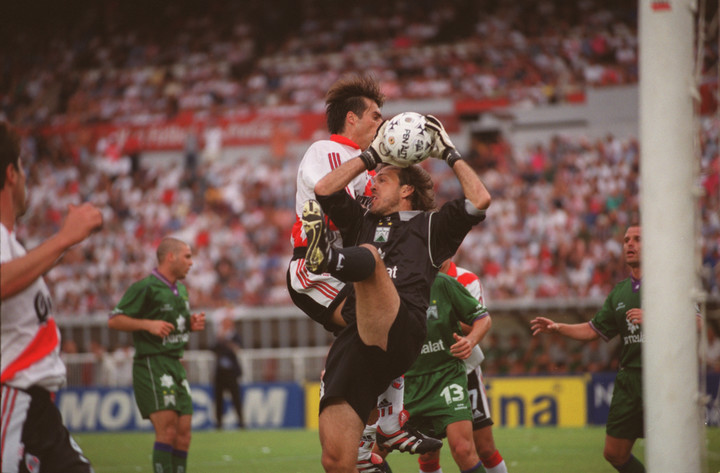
[
  {"xmin": 590, "ymin": 277, "xmax": 642, "ymax": 369},
  {"xmin": 405, "ymin": 273, "xmax": 488, "ymax": 377},
  {"xmin": 111, "ymin": 270, "xmax": 192, "ymax": 358}
]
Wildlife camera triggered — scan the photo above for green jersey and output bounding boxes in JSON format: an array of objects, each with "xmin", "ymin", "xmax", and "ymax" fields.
[
  {"xmin": 111, "ymin": 270, "xmax": 193, "ymax": 358},
  {"xmin": 590, "ymin": 277, "xmax": 642, "ymax": 369},
  {"xmin": 405, "ymin": 273, "xmax": 488, "ymax": 377}
]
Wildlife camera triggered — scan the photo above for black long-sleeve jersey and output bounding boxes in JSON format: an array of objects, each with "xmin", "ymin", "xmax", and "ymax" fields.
[{"xmin": 316, "ymin": 190, "xmax": 486, "ymax": 326}]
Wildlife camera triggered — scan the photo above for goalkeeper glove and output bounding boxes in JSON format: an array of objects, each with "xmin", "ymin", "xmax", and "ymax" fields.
[
  {"xmin": 425, "ymin": 115, "xmax": 462, "ymax": 168},
  {"xmin": 358, "ymin": 121, "xmax": 409, "ymax": 170}
]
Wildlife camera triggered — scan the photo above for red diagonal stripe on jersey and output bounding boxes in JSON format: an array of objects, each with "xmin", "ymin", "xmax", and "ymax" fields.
[
  {"xmin": 291, "ymin": 216, "xmax": 306, "ymax": 248},
  {"xmin": 295, "ymin": 261, "xmax": 340, "ymax": 299},
  {"xmin": 328, "ymin": 152, "xmax": 341, "ymax": 170},
  {"xmin": 0, "ymin": 318, "xmax": 59, "ymax": 384},
  {"xmin": 457, "ymin": 272, "xmax": 478, "ymax": 288},
  {"xmin": 296, "ymin": 264, "xmax": 339, "ymax": 299},
  {"xmin": 1, "ymin": 386, "xmax": 18, "ymax": 460},
  {"xmin": 327, "ymin": 152, "xmax": 355, "ymax": 197}
]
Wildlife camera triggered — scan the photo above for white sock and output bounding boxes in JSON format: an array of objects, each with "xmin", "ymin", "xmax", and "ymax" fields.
[
  {"xmin": 377, "ymin": 376, "xmax": 404, "ymax": 433},
  {"xmin": 485, "ymin": 460, "xmax": 507, "ymax": 473},
  {"xmin": 357, "ymin": 421, "xmax": 377, "ymax": 462}
]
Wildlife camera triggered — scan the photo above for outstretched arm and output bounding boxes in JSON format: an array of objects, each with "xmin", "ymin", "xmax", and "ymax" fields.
[
  {"xmin": 530, "ymin": 316, "xmax": 599, "ymax": 341},
  {"xmin": 1, "ymin": 203, "xmax": 103, "ymax": 300},
  {"xmin": 452, "ymin": 159, "xmax": 491, "ymax": 213}
]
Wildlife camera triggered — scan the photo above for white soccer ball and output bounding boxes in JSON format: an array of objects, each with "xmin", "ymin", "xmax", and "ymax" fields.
[{"xmin": 382, "ymin": 112, "xmax": 434, "ymax": 166}]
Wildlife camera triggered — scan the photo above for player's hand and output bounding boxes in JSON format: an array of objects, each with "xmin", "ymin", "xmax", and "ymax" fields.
[
  {"xmin": 147, "ymin": 320, "xmax": 174, "ymax": 338},
  {"xmin": 59, "ymin": 203, "xmax": 104, "ymax": 247},
  {"xmin": 359, "ymin": 121, "xmax": 409, "ymax": 170},
  {"xmin": 530, "ymin": 317, "xmax": 559, "ymax": 336},
  {"xmin": 625, "ymin": 308, "xmax": 643, "ymax": 325},
  {"xmin": 424, "ymin": 115, "xmax": 462, "ymax": 167},
  {"xmin": 191, "ymin": 312, "xmax": 206, "ymax": 331},
  {"xmin": 450, "ymin": 333, "xmax": 473, "ymax": 360}
]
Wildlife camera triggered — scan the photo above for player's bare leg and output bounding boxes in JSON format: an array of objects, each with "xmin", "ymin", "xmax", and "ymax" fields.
[
  {"xmin": 354, "ymin": 244, "xmax": 400, "ymax": 350},
  {"xmin": 446, "ymin": 420, "xmax": 481, "ymax": 471},
  {"xmin": 604, "ymin": 435, "xmax": 644, "ymax": 472},
  {"xmin": 473, "ymin": 426, "xmax": 508, "ymax": 472},
  {"xmin": 149, "ymin": 410, "xmax": 180, "ymax": 473},
  {"xmin": 319, "ymin": 399, "xmax": 366, "ymax": 473}
]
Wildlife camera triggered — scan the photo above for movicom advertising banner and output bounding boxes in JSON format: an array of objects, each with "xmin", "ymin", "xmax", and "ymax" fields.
[{"xmin": 56, "ymin": 382, "xmax": 305, "ymax": 432}]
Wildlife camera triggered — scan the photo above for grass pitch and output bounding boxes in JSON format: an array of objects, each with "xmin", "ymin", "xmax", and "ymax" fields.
[{"xmin": 75, "ymin": 426, "xmax": 720, "ymax": 472}]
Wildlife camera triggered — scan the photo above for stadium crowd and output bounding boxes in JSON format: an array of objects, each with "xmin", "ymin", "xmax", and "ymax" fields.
[
  {"xmin": 5, "ymin": 0, "xmax": 639, "ymax": 127},
  {"xmin": 16, "ymin": 119, "xmax": 720, "ymax": 315}
]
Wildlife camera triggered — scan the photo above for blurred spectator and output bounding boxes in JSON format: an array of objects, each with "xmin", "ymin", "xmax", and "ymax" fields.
[
  {"xmin": 546, "ymin": 333, "xmax": 574, "ymax": 373},
  {"xmin": 110, "ymin": 344, "xmax": 135, "ymax": 386},
  {"xmin": 706, "ymin": 323, "xmax": 720, "ymax": 374},
  {"xmin": 581, "ymin": 338, "xmax": 611, "ymax": 373},
  {"xmin": 480, "ymin": 333, "xmax": 505, "ymax": 376},
  {"xmin": 213, "ymin": 315, "xmax": 244, "ymax": 429},
  {"xmin": 184, "ymin": 126, "xmax": 200, "ymax": 173},
  {"xmin": 202, "ymin": 120, "xmax": 223, "ymax": 164},
  {"xmin": 524, "ymin": 335, "xmax": 552, "ymax": 374},
  {"xmin": 505, "ymin": 333, "xmax": 527, "ymax": 375}
]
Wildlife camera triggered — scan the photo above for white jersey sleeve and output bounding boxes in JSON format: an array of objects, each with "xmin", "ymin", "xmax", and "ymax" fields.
[
  {"xmin": 0, "ymin": 224, "xmax": 66, "ymax": 391},
  {"xmin": 292, "ymin": 139, "xmax": 369, "ymax": 248},
  {"xmin": 449, "ymin": 264, "xmax": 487, "ymax": 373}
]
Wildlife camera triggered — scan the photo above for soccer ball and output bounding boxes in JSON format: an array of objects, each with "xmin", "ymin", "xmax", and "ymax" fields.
[{"xmin": 381, "ymin": 112, "xmax": 434, "ymax": 166}]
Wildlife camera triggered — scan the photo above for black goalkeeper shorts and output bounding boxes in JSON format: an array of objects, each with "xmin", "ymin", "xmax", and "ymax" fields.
[{"xmin": 319, "ymin": 301, "xmax": 426, "ymax": 423}]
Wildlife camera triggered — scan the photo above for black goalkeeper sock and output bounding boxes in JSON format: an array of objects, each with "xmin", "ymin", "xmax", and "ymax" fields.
[
  {"xmin": 614, "ymin": 455, "xmax": 645, "ymax": 473},
  {"xmin": 328, "ymin": 247, "xmax": 376, "ymax": 282}
]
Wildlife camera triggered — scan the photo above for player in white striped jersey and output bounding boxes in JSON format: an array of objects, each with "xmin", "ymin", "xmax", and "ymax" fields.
[
  {"xmin": 438, "ymin": 260, "xmax": 508, "ymax": 473},
  {"xmin": 0, "ymin": 120, "xmax": 103, "ymax": 473},
  {"xmin": 286, "ymin": 75, "xmax": 440, "ymax": 473}
]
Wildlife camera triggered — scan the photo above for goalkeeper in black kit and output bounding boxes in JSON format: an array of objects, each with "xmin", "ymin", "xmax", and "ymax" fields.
[{"xmin": 301, "ymin": 115, "xmax": 492, "ymax": 473}]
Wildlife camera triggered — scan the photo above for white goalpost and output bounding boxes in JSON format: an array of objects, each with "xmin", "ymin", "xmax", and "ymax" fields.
[{"xmin": 639, "ymin": 0, "xmax": 703, "ymax": 471}]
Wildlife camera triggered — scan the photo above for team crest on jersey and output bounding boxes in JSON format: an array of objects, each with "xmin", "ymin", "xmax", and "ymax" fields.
[
  {"xmin": 374, "ymin": 227, "xmax": 390, "ymax": 242},
  {"xmin": 426, "ymin": 305, "xmax": 438, "ymax": 320},
  {"xmin": 25, "ymin": 453, "xmax": 40, "ymax": 472}
]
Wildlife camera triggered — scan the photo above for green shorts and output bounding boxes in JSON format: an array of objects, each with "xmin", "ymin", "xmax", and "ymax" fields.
[
  {"xmin": 403, "ymin": 363, "xmax": 472, "ymax": 438},
  {"xmin": 606, "ymin": 367, "xmax": 644, "ymax": 439},
  {"xmin": 133, "ymin": 355, "xmax": 193, "ymax": 419}
]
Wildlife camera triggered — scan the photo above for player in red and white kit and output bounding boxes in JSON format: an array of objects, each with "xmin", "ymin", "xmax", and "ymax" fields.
[
  {"xmin": 0, "ymin": 120, "xmax": 103, "ymax": 473},
  {"xmin": 286, "ymin": 75, "xmax": 441, "ymax": 472},
  {"xmin": 433, "ymin": 260, "xmax": 509, "ymax": 473}
]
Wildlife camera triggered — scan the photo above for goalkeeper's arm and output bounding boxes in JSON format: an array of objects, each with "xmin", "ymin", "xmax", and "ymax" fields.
[
  {"xmin": 453, "ymin": 159, "xmax": 491, "ymax": 214},
  {"xmin": 424, "ymin": 114, "xmax": 490, "ymax": 213}
]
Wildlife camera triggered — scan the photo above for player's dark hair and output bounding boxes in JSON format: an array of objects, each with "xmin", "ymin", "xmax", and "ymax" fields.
[
  {"xmin": 157, "ymin": 237, "xmax": 188, "ymax": 263},
  {"xmin": 396, "ymin": 165, "xmax": 436, "ymax": 211},
  {"xmin": 325, "ymin": 74, "xmax": 385, "ymax": 135},
  {"xmin": 0, "ymin": 121, "xmax": 21, "ymax": 190}
]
